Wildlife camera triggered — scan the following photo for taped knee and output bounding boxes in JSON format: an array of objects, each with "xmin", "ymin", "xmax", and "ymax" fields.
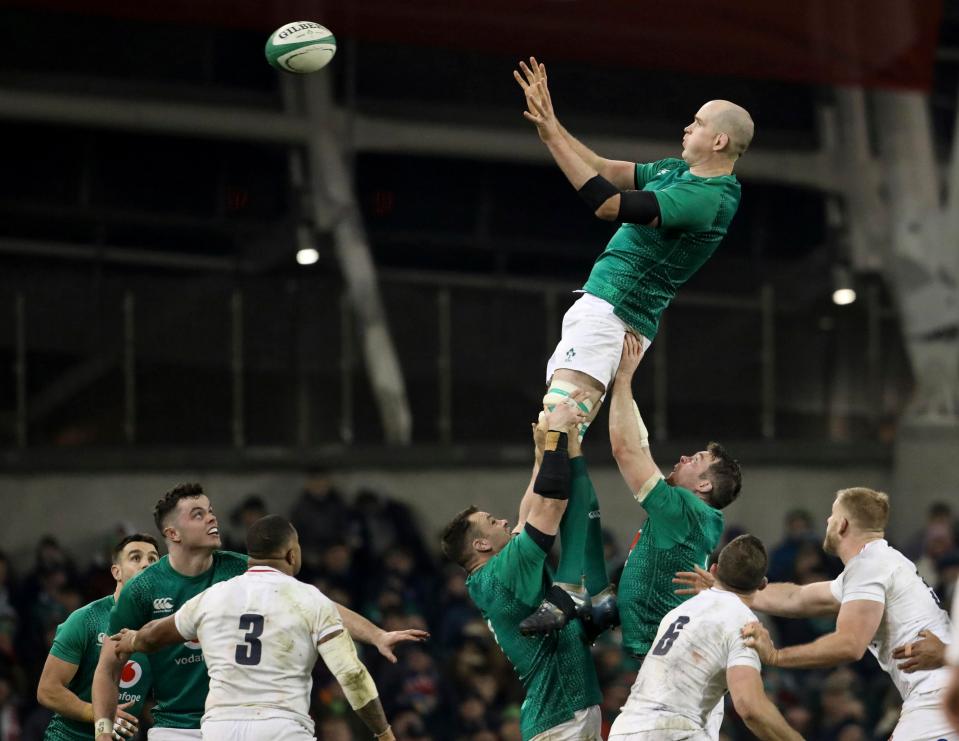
[{"xmin": 543, "ymin": 380, "xmax": 594, "ymax": 441}]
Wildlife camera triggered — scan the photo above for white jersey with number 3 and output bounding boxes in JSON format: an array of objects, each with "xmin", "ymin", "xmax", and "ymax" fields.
[
  {"xmin": 828, "ymin": 539, "xmax": 953, "ymax": 706},
  {"xmin": 609, "ymin": 588, "xmax": 760, "ymax": 737},
  {"xmin": 174, "ymin": 566, "xmax": 344, "ymax": 730}
]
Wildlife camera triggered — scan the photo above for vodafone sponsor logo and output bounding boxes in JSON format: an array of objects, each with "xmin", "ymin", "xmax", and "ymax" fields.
[
  {"xmin": 153, "ymin": 597, "xmax": 174, "ymax": 611},
  {"xmin": 119, "ymin": 660, "xmax": 143, "ymax": 689}
]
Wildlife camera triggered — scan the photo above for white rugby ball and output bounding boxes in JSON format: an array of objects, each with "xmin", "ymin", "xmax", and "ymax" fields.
[{"xmin": 265, "ymin": 21, "xmax": 336, "ymax": 74}]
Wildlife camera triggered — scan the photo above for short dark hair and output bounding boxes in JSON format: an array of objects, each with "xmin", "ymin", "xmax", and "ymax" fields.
[
  {"xmin": 704, "ymin": 442, "xmax": 742, "ymax": 509},
  {"xmin": 154, "ymin": 483, "xmax": 205, "ymax": 534},
  {"xmin": 112, "ymin": 533, "xmax": 160, "ymax": 563},
  {"xmin": 441, "ymin": 506, "xmax": 479, "ymax": 568},
  {"xmin": 246, "ymin": 515, "xmax": 296, "ymax": 559},
  {"xmin": 716, "ymin": 534, "xmax": 767, "ymax": 592}
]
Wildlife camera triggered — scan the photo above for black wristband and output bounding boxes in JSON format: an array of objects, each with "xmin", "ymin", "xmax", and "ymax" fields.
[
  {"xmin": 524, "ymin": 522, "xmax": 556, "ymax": 553},
  {"xmin": 534, "ymin": 448, "xmax": 570, "ymax": 500},
  {"xmin": 578, "ymin": 174, "xmax": 619, "ymax": 211},
  {"xmin": 617, "ymin": 190, "xmax": 660, "ymax": 225}
]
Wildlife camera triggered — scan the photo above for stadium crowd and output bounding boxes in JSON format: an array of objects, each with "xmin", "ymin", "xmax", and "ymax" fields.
[{"xmin": 2, "ymin": 471, "xmax": 958, "ymax": 741}]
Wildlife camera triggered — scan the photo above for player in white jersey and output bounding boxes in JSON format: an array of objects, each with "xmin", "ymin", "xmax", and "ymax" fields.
[
  {"xmin": 609, "ymin": 535, "xmax": 801, "ymax": 741},
  {"xmin": 109, "ymin": 515, "xmax": 402, "ymax": 741},
  {"xmin": 677, "ymin": 487, "xmax": 956, "ymax": 740}
]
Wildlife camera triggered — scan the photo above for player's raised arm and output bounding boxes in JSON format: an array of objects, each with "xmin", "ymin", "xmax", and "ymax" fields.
[
  {"xmin": 609, "ymin": 335, "xmax": 661, "ymax": 496},
  {"xmin": 513, "ymin": 58, "xmax": 635, "ymax": 190},
  {"xmin": 333, "ymin": 603, "xmax": 429, "ymax": 664},
  {"xmin": 317, "ymin": 629, "xmax": 395, "ymax": 741},
  {"xmin": 525, "ymin": 394, "xmax": 587, "ymax": 536},
  {"xmin": 517, "ymin": 64, "xmax": 659, "ymax": 226},
  {"xmin": 726, "ymin": 665, "xmax": 803, "ymax": 740}
]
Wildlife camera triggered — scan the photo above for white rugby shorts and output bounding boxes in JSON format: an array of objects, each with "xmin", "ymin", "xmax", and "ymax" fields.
[
  {"xmin": 891, "ymin": 690, "xmax": 958, "ymax": 740},
  {"xmin": 545, "ymin": 293, "xmax": 650, "ymax": 392},
  {"xmin": 147, "ymin": 729, "xmax": 202, "ymax": 741},
  {"xmin": 201, "ymin": 718, "xmax": 315, "ymax": 741},
  {"xmin": 529, "ymin": 705, "xmax": 602, "ymax": 741}
]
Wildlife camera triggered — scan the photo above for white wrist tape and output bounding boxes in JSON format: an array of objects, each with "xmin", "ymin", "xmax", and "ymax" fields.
[
  {"xmin": 318, "ymin": 630, "xmax": 379, "ymax": 710},
  {"xmin": 94, "ymin": 718, "xmax": 114, "ymax": 736}
]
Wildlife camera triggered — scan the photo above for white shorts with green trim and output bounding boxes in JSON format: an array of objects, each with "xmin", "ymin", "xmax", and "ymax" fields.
[{"xmin": 545, "ymin": 293, "xmax": 650, "ymax": 392}]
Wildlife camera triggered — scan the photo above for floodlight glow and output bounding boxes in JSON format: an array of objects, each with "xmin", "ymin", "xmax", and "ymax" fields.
[
  {"xmin": 832, "ymin": 287, "xmax": 857, "ymax": 306},
  {"xmin": 296, "ymin": 248, "xmax": 319, "ymax": 266}
]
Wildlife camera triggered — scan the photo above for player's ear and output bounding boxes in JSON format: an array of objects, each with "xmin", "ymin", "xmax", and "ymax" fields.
[
  {"xmin": 713, "ymin": 132, "xmax": 729, "ymax": 152},
  {"xmin": 473, "ymin": 537, "xmax": 491, "ymax": 554},
  {"xmin": 696, "ymin": 478, "xmax": 714, "ymax": 494},
  {"xmin": 756, "ymin": 577, "xmax": 768, "ymax": 591},
  {"xmin": 163, "ymin": 525, "xmax": 180, "ymax": 543},
  {"xmin": 708, "ymin": 563, "xmax": 718, "ymax": 575},
  {"xmin": 110, "ymin": 563, "xmax": 122, "ymax": 582}
]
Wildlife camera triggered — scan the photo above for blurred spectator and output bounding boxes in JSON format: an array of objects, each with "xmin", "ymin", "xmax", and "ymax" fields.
[
  {"xmin": 818, "ymin": 667, "xmax": 866, "ymax": 738},
  {"xmin": 904, "ymin": 502, "xmax": 958, "ymax": 561},
  {"xmin": 768, "ymin": 509, "xmax": 819, "ymax": 582},
  {"xmin": 352, "ymin": 488, "xmax": 432, "ymax": 573},
  {"xmin": 915, "ymin": 521, "xmax": 955, "ymax": 587},
  {"xmin": 223, "ymin": 494, "xmax": 268, "ymax": 553},
  {"xmin": 290, "ymin": 469, "xmax": 357, "ymax": 577},
  {"xmin": 0, "ymin": 675, "xmax": 20, "ymax": 741},
  {"xmin": 937, "ymin": 550, "xmax": 959, "ymax": 606},
  {"xmin": 436, "ymin": 565, "xmax": 482, "ymax": 649}
]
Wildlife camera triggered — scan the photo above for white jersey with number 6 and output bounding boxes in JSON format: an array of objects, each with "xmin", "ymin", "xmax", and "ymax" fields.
[
  {"xmin": 609, "ymin": 588, "xmax": 760, "ymax": 737},
  {"xmin": 828, "ymin": 539, "xmax": 953, "ymax": 706},
  {"xmin": 174, "ymin": 566, "xmax": 343, "ymax": 732}
]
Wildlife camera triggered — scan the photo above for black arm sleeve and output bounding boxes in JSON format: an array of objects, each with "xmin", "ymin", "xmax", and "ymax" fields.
[
  {"xmin": 577, "ymin": 174, "xmax": 619, "ymax": 211},
  {"xmin": 534, "ymin": 445, "xmax": 570, "ymax": 501},
  {"xmin": 617, "ymin": 190, "xmax": 660, "ymax": 225},
  {"xmin": 524, "ymin": 523, "xmax": 556, "ymax": 554}
]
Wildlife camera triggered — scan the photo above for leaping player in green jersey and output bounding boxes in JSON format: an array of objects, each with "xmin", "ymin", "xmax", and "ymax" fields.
[
  {"xmin": 441, "ymin": 394, "xmax": 607, "ymax": 741},
  {"xmin": 514, "ymin": 57, "xmax": 753, "ymax": 432},
  {"xmin": 37, "ymin": 533, "xmax": 160, "ymax": 741},
  {"xmin": 514, "ymin": 57, "xmax": 752, "ymax": 633},
  {"xmin": 91, "ymin": 483, "xmax": 427, "ymax": 741}
]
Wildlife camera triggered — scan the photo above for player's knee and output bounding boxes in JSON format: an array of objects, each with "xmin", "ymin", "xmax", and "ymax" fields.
[{"xmin": 543, "ymin": 379, "xmax": 594, "ymax": 415}]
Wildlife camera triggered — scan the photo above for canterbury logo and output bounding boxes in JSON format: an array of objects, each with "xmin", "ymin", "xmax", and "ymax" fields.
[{"xmin": 153, "ymin": 597, "xmax": 174, "ymax": 611}]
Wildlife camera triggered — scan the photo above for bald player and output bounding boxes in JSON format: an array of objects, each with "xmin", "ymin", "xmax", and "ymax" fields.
[
  {"xmin": 515, "ymin": 57, "xmax": 753, "ymax": 436},
  {"xmin": 514, "ymin": 56, "xmax": 752, "ymax": 623}
]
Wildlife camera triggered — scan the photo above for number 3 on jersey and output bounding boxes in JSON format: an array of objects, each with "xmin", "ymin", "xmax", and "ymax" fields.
[
  {"xmin": 652, "ymin": 616, "xmax": 690, "ymax": 656},
  {"xmin": 235, "ymin": 613, "xmax": 264, "ymax": 666}
]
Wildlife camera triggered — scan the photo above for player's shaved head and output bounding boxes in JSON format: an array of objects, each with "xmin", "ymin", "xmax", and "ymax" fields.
[
  {"xmin": 703, "ymin": 100, "xmax": 754, "ymax": 158},
  {"xmin": 441, "ymin": 505, "xmax": 480, "ymax": 568},
  {"xmin": 246, "ymin": 515, "xmax": 297, "ymax": 559}
]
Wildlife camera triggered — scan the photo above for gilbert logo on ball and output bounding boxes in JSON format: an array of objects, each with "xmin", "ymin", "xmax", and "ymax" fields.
[
  {"xmin": 119, "ymin": 660, "xmax": 143, "ymax": 689},
  {"xmin": 265, "ymin": 21, "xmax": 336, "ymax": 73}
]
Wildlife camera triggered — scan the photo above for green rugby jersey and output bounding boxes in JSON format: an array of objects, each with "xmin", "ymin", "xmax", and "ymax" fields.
[
  {"xmin": 45, "ymin": 595, "xmax": 152, "ymax": 741},
  {"xmin": 466, "ymin": 531, "xmax": 602, "ymax": 741},
  {"xmin": 618, "ymin": 479, "xmax": 724, "ymax": 657},
  {"xmin": 108, "ymin": 551, "xmax": 247, "ymax": 729},
  {"xmin": 582, "ymin": 158, "xmax": 741, "ymax": 339}
]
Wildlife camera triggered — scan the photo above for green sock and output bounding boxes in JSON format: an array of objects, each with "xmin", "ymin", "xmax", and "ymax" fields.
[
  {"xmin": 555, "ymin": 456, "xmax": 591, "ymax": 587},
  {"xmin": 583, "ymin": 481, "xmax": 609, "ymax": 596}
]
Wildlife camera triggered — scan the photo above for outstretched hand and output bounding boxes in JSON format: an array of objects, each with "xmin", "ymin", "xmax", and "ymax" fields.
[
  {"xmin": 374, "ymin": 629, "xmax": 430, "ymax": 664},
  {"xmin": 672, "ymin": 564, "xmax": 714, "ymax": 596},
  {"xmin": 513, "ymin": 57, "xmax": 559, "ymax": 142},
  {"xmin": 616, "ymin": 334, "xmax": 645, "ymax": 381}
]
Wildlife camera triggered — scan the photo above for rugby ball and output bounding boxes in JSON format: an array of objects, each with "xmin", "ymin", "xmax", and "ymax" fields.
[{"xmin": 265, "ymin": 22, "xmax": 336, "ymax": 74}]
